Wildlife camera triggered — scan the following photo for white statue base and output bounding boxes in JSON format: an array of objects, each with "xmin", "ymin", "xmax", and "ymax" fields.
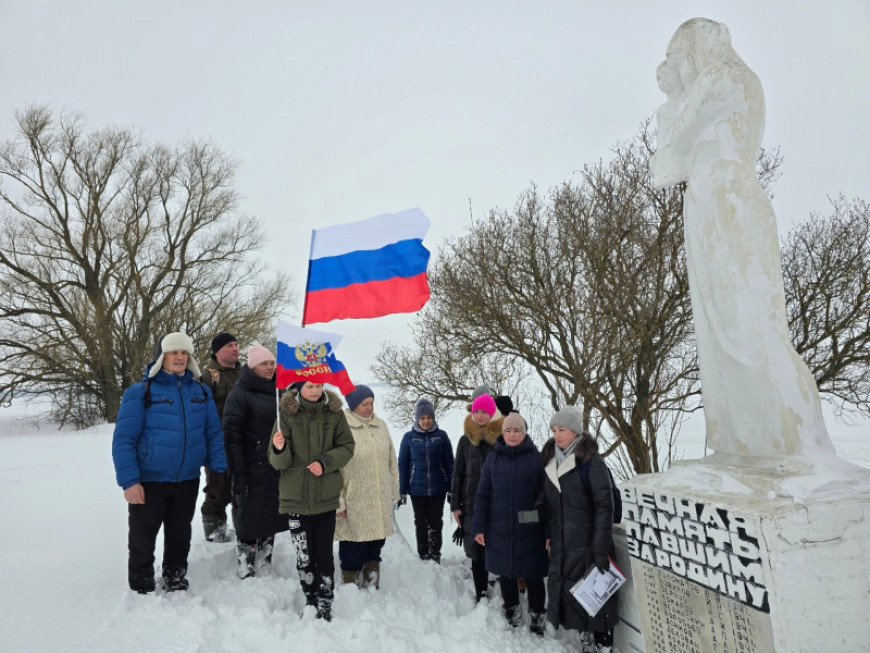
[{"xmin": 622, "ymin": 459, "xmax": 870, "ymax": 652}]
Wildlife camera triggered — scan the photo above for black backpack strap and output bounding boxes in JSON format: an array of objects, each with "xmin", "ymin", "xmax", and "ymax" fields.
[
  {"xmin": 143, "ymin": 379, "xmax": 153, "ymax": 408},
  {"xmin": 195, "ymin": 379, "xmax": 208, "ymax": 399}
]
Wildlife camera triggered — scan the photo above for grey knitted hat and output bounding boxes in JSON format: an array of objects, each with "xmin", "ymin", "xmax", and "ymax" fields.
[
  {"xmin": 414, "ymin": 398, "xmax": 436, "ymax": 422},
  {"xmin": 470, "ymin": 385, "xmax": 496, "ymax": 401},
  {"xmin": 549, "ymin": 405, "xmax": 584, "ymax": 435}
]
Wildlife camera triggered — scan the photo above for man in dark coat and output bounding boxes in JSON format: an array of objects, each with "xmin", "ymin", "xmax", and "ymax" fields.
[
  {"xmin": 543, "ymin": 406, "xmax": 619, "ymax": 652},
  {"xmin": 222, "ymin": 345, "xmax": 288, "ymax": 578},
  {"xmin": 200, "ymin": 331, "xmax": 242, "ymax": 542}
]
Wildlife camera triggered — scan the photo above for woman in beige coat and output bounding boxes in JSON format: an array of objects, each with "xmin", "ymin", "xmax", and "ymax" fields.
[{"xmin": 335, "ymin": 385, "xmax": 400, "ymax": 588}]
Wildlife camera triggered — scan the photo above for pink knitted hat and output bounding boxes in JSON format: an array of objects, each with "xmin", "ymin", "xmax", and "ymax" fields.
[
  {"xmin": 470, "ymin": 393, "xmax": 497, "ymax": 417},
  {"xmin": 247, "ymin": 345, "xmax": 275, "ymax": 369}
]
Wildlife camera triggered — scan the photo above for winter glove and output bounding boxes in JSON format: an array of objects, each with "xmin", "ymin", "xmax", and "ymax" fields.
[
  {"xmin": 594, "ymin": 555, "xmax": 610, "ymax": 574},
  {"xmin": 397, "ymin": 494, "xmax": 408, "ymax": 507},
  {"xmin": 232, "ymin": 475, "xmax": 249, "ymax": 500},
  {"xmin": 452, "ymin": 525, "xmax": 465, "ymax": 547},
  {"xmin": 203, "ymin": 470, "xmax": 226, "ymax": 500}
]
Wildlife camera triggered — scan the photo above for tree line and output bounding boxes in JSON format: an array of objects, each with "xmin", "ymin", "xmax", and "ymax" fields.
[
  {"xmin": 1, "ymin": 107, "xmax": 866, "ymax": 467},
  {"xmin": 0, "ymin": 106, "xmax": 293, "ymax": 426}
]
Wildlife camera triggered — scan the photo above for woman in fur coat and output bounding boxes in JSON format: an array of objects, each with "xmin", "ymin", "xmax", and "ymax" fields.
[
  {"xmin": 449, "ymin": 387, "xmax": 503, "ymax": 601},
  {"xmin": 335, "ymin": 385, "xmax": 400, "ymax": 589}
]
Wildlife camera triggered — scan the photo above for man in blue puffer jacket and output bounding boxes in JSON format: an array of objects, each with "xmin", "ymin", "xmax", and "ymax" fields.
[{"xmin": 112, "ymin": 332, "xmax": 227, "ymax": 594}]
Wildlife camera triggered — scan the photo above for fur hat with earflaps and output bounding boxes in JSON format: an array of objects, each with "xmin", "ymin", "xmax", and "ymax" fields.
[{"xmin": 149, "ymin": 332, "xmax": 201, "ymax": 379}]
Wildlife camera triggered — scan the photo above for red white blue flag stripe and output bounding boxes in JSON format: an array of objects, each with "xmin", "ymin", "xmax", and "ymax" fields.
[
  {"xmin": 274, "ymin": 320, "xmax": 355, "ymax": 394},
  {"xmin": 302, "ymin": 208, "xmax": 431, "ymax": 324}
]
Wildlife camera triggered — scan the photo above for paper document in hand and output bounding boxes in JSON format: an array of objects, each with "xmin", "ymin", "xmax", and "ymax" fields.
[{"xmin": 569, "ymin": 558, "xmax": 626, "ymax": 617}]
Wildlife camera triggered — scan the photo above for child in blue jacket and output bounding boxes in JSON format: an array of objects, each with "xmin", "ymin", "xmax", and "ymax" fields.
[{"xmin": 398, "ymin": 398, "xmax": 454, "ymax": 562}]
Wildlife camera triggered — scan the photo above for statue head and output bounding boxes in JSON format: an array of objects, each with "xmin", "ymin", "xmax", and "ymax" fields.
[{"xmin": 661, "ymin": 18, "xmax": 733, "ymax": 92}]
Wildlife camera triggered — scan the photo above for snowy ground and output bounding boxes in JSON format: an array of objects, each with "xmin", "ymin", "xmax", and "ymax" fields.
[{"xmin": 0, "ymin": 398, "xmax": 866, "ymax": 653}]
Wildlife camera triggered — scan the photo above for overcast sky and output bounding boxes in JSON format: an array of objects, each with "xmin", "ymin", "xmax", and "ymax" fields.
[{"xmin": 1, "ymin": 0, "xmax": 868, "ymax": 386}]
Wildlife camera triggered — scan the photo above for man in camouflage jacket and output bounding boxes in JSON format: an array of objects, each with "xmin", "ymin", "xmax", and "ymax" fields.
[{"xmin": 200, "ymin": 332, "xmax": 242, "ymax": 542}]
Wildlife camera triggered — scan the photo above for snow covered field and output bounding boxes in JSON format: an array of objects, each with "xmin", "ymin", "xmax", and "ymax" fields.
[{"xmin": 0, "ymin": 399, "xmax": 866, "ymax": 652}]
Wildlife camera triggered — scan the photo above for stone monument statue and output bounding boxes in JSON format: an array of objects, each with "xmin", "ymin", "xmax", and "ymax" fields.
[
  {"xmin": 650, "ymin": 18, "xmax": 835, "ymax": 468},
  {"xmin": 612, "ymin": 19, "xmax": 870, "ymax": 653}
]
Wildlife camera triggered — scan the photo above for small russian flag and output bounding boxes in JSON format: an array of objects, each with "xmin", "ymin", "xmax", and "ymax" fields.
[
  {"xmin": 274, "ymin": 320, "xmax": 355, "ymax": 394},
  {"xmin": 302, "ymin": 208, "xmax": 431, "ymax": 325}
]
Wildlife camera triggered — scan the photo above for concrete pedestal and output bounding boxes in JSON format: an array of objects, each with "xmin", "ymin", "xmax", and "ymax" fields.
[{"xmin": 622, "ymin": 461, "xmax": 870, "ymax": 652}]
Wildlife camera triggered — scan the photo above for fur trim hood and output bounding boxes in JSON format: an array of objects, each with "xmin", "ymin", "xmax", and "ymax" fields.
[
  {"xmin": 541, "ymin": 433, "xmax": 599, "ymax": 467},
  {"xmin": 462, "ymin": 413, "xmax": 503, "ymax": 447},
  {"xmin": 279, "ymin": 387, "xmax": 344, "ymax": 415}
]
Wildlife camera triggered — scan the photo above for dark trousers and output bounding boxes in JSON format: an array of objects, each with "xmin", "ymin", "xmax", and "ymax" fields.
[
  {"xmin": 499, "ymin": 576, "xmax": 546, "ymax": 613},
  {"xmin": 471, "ymin": 555, "xmax": 489, "ymax": 600},
  {"xmin": 289, "ymin": 511, "xmax": 336, "ymax": 607},
  {"xmin": 410, "ymin": 494, "xmax": 445, "ymax": 561},
  {"xmin": 200, "ymin": 467, "xmax": 234, "ymax": 518},
  {"xmin": 127, "ymin": 478, "xmax": 199, "ymax": 586},
  {"xmin": 338, "ymin": 539, "xmax": 386, "ymax": 572}
]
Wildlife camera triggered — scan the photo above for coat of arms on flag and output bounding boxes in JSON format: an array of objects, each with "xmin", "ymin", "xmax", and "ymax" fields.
[{"xmin": 275, "ymin": 320, "xmax": 355, "ymax": 394}]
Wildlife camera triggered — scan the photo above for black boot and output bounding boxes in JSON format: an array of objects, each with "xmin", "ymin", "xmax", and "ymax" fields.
[
  {"xmin": 254, "ymin": 536, "xmax": 274, "ymax": 574},
  {"xmin": 504, "ymin": 605, "xmax": 522, "ymax": 628},
  {"xmin": 237, "ymin": 542, "xmax": 256, "ymax": 579},
  {"xmin": 203, "ymin": 514, "xmax": 229, "ymax": 543},
  {"xmin": 129, "ymin": 573, "xmax": 155, "ymax": 594},
  {"xmin": 316, "ymin": 575, "xmax": 334, "ymax": 621},
  {"xmin": 162, "ymin": 565, "xmax": 189, "ymax": 592},
  {"xmin": 529, "ymin": 611, "xmax": 546, "ymax": 636},
  {"xmin": 427, "ymin": 527, "xmax": 442, "ymax": 564}
]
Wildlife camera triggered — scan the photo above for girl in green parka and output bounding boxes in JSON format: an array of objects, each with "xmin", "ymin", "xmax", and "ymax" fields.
[{"xmin": 269, "ymin": 381, "xmax": 355, "ymax": 621}]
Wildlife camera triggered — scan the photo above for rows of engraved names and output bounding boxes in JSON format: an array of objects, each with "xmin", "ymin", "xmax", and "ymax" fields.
[
  {"xmin": 622, "ymin": 486, "xmax": 769, "ymax": 612},
  {"xmin": 637, "ymin": 563, "xmax": 765, "ymax": 653}
]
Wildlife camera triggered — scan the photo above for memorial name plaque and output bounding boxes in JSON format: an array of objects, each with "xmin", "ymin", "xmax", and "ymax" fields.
[{"xmin": 623, "ymin": 486, "xmax": 774, "ymax": 652}]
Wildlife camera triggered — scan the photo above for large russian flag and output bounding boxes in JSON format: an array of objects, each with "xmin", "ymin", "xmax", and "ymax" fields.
[
  {"xmin": 302, "ymin": 207, "xmax": 431, "ymax": 325},
  {"xmin": 275, "ymin": 320, "xmax": 355, "ymax": 394}
]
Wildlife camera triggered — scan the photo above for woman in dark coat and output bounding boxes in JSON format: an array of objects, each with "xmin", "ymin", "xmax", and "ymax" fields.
[
  {"xmin": 471, "ymin": 413, "xmax": 548, "ymax": 635},
  {"xmin": 449, "ymin": 389, "xmax": 503, "ymax": 601},
  {"xmin": 543, "ymin": 406, "xmax": 618, "ymax": 652},
  {"xmin": 222, "ymin": 345, "xmax": 288, "ymax": 578}
]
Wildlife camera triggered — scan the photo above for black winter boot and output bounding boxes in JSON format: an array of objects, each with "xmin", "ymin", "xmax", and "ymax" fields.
[
  {"xmin": 237, "ymin": 542, "xmax": 256, "ymax": 579},
  {"xmin": 129, "ymin": 573, "xmax": 155, "ymax": 594},
  {"xmin": 427, "ymin": 528, "xmax": 442, "ymax": 564},
  {"xmin": 316, "ymin": 575, "xmax": 334, "ymax": 621},
  {"xmin": 203, "ymin": 514, "xmax": 229, "ymax": 543},
  {"xmin": 162, "ymin": 565, "xmax": 189, "ymax": 592},
  {"xmin": 529, "ymin": 611, "xmax": 546, "ymax": 636},
  {"xmin": 504, "ymin": 605, "xmax": 522, "ymax": 628},
  {"xmin": 255, "ymin": 536, "xmax": 274, "ymax": 573}
]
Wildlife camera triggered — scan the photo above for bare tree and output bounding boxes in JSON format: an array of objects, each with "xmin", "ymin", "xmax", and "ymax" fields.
[
  {"xmin": 375, "ymin": 123, "xmax": 698, "ymax": 476},
  {"xmin": 783, "ymin": 195, "xmax": 870, "ymax": 418},
  {"xmin": 0, "ymin": 106, "xmax": 294, "ymax": 426}
]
